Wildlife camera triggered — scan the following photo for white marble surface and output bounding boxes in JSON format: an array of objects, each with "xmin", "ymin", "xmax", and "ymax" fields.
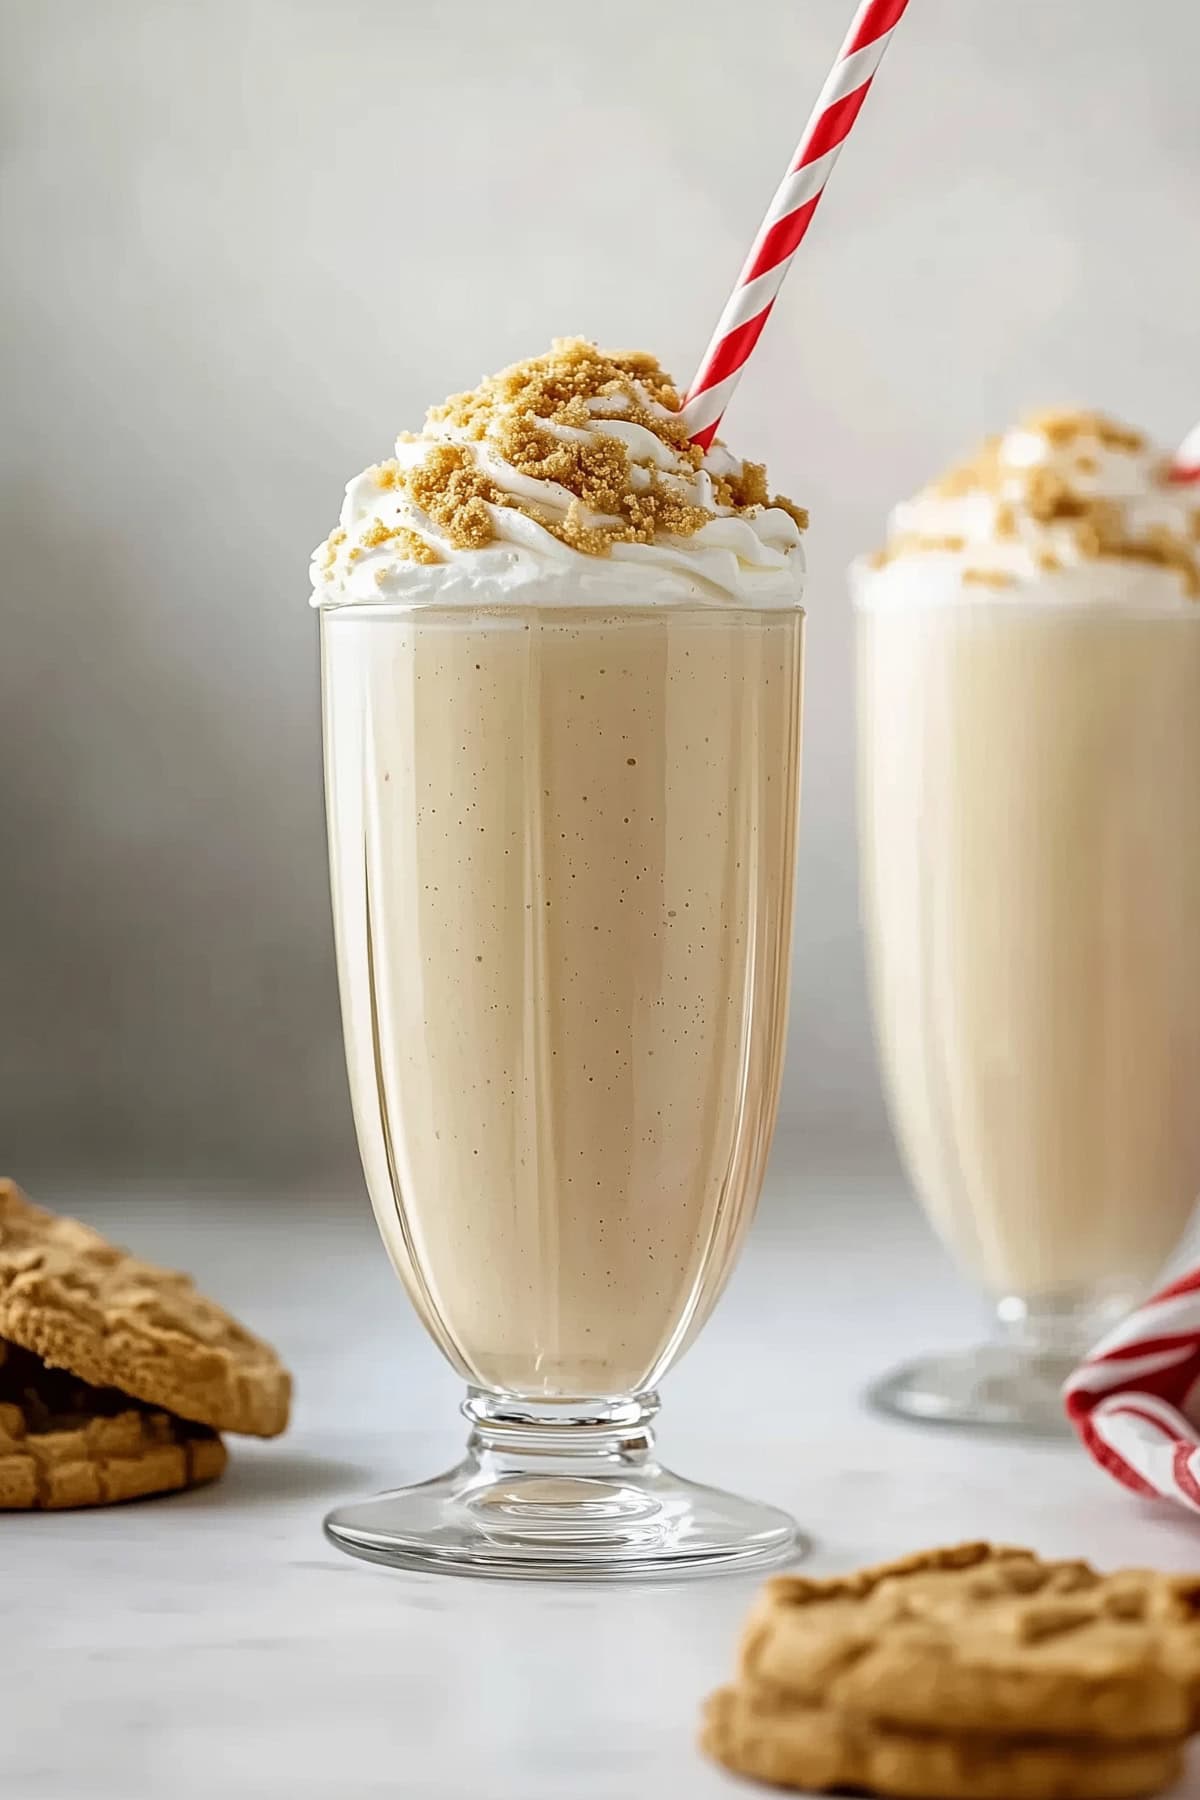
[{"xmin": 6, "ymin": 1143, "xmax": 1200, "ymax": 1799}]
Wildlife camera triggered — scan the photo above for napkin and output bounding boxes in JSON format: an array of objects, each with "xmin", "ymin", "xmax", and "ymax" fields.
[{"xmin": 1065, "ymin": 1267, "xmax": 1200, "ymax": 1511}]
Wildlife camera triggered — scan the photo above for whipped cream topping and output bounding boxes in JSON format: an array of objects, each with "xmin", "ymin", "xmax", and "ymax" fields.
[
  {"xmin": 310, "ymin": 341, "xmax": 807, "ymax": 609},
  {"xmin": 858, "ymin": 411, "xmax": 1200, "ymax": 609}
]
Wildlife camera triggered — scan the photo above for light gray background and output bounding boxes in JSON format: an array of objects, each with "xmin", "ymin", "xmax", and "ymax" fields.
[{"xmin": 2, "ymin": 0, "xmax": 1196, "ymax": 1180}]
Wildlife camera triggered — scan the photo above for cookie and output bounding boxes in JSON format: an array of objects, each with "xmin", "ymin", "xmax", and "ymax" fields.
[
  {"xmin": 701, "ymin": 1686, "xmax": 1183, "ymax": 1800},
  {"xmin": 738, "ymin": 1543, "xmax": 1200, "ymax": 1744},
  {"xmin": 0, "ymin": 1341, "xmax": 226, "ymax": 1509},
  {"xmin": 0, "ymin": 1181, "xmax": 290, "ymax": 1438}
]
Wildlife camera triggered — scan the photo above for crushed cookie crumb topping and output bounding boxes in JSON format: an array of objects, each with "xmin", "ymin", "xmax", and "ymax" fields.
[
  {"xmin": 316, "ymin": 339, "xmax": 807, "ymax": 573},
  {"xmin": 872, "ymin": 410, "xmax": 1199, "ymax": 599}
]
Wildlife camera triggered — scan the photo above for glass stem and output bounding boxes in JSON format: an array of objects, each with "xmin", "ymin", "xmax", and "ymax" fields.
[
  {"xmin": 462, "ymin": 1389, "xmax": 660, "ymax": 1478},
  {"xmin": 992, "ymin": 1289, "xmax": 1133, "ymax": 1365}
]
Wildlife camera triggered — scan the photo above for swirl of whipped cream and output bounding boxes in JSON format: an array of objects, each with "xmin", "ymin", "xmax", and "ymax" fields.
[
  {"xmin": 310, "ymin": 342, "xmax": 806, "ymax": 609},
  {"xmin": 857, "ymin": 411, "xmax": 1200, "ymax": 610}
]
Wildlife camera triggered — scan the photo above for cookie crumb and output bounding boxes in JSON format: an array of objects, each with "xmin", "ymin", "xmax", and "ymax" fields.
[
  {"xmin": 1022, "ymin": 409, "xmax": 1146, "ymax": 453},
  {"xmin": 360, "ymin": 519, "xmax": 441, "ymax": 564},
  {"xmin": 963, "ymin": 568, "xmax": 1014, "ymax": 587},
  {"xmin": 869, "ymin": 532, "xmax": 968, "ymax": 569},
  {"xmin": 346, "ymin": 339, "xmax": 806, "ymax": 566}
]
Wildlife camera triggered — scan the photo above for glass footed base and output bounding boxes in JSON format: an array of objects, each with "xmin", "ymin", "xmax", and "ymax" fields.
[
  {"xmin": 324, "ymin": 1391, "xmax": 803, "ymax": 1581},
  {"xmin": 868, "ymin": 1343, "xmax": 1078, "ymax": 1436},
  {"xmin": 868, "ymin": 1290, "xmax": 1136, "ymax": 1436}
]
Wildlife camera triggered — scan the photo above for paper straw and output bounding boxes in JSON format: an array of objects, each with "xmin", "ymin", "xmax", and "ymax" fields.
[{"xmin": 680, "ymin": 0, "xmax": 911, "ymax": 451}]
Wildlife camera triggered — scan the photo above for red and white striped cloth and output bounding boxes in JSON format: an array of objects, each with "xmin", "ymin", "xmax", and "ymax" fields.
[
  {"xmin": 1167, "ymin": 422, "xmax": 1200, "ymax": 484},
  {"xmin": 1065, "ymin": 1268, "xmax": 1200, "ymax": 1511},
  {"xmin": 681, "ymin": 0, "xmax": 910, "ymax": 451}
]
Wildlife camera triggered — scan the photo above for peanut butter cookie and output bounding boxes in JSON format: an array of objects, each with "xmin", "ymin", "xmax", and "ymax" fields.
[
  {"xmin": 0, "ymin": 1181, "xmax": 289, "ymax": 1438},
  {"xmin": 0, "ymin": 1341, "xmax": 226, "ymax": 1509},
  {"xmin": 737, "ymin": 1544, "xmax": 1200, "ymax": 1743},
  {"xmin": 702, "ymin": 1686, "xmax": 1183, "ymax": 1800}
]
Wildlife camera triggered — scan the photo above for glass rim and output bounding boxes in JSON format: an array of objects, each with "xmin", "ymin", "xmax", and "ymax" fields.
[
  {"xmin": 851, "ymin": 592, "xmax": 1200, "ymax": 622},
  {"xmin": 848, "ymin": 561, "xmax": 1200, "ymax": 623},
  {"xmin": 316, "ymin": 595, "xmax": 807, "ymax": 623},
  {"xmin": 849, "ymin": 550, "xmax": 1200, "ymax": 622}
]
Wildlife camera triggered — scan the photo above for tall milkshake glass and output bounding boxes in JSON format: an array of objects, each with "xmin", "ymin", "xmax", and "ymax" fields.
[
  {"xmin": 312, "ymin": 343, "xmax": 808, "ymax": 1575},
  {"xmin": 855, "ymin": 411, "xmax": 1200, "ymax": 1432}
]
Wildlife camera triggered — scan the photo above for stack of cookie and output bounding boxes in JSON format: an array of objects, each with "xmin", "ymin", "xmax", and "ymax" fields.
[
  {"xmin": 703, "ymin": 1543, "xmax": 1200, "ymax": 1799},
  {"xmin": 0, "ymin": 1181, "xmax": 290, "ymax": 1509}
]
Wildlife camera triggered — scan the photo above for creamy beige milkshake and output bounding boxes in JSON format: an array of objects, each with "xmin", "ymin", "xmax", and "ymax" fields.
[
  {"xmin": 856, "ymin": 411, "xmax": 1200, "ymax": 1426},
  {"xmin": 323, "ymin": 601, "xmax": 801, "ymax": 1395},
  {"xmin": 312, "ymin": 341, "xmax": 807, "ymax": 1571}
]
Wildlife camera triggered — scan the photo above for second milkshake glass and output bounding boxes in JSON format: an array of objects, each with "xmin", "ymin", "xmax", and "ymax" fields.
[
  {"xmin": 320, "ymin": 595, "xmax": 804, "ymax": 1575},
  {"xmin": 856, "ymin": 587, "xmax": 1200, "ymax": 1432}
]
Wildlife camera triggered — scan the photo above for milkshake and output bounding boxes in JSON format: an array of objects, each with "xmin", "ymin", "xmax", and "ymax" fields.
[
  {"xmin": 855, "ymin": 410, "xmax": 1200, "ymax": 1429},
  {"xmin": 312, "ymin": 340, "xmax": 807, "ymax": 1572}
]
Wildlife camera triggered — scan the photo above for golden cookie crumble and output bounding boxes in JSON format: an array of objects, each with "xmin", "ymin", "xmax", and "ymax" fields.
[
  {"xmin": 322, "ymin": 338, "xmax": 807, "ymax": 568},
  {"xmin": 871, "ymin": 409, "xmax": 1200, "ymax": 598}
]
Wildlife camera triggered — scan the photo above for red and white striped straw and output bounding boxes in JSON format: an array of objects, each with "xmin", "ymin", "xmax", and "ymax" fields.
[
  {"xmin": 1167, "ymin": 422, "xmax": 1200, "ymax": 484},
  {"xmin": 680, "ymin": 0, "xmax": 911, "ymax": 451}
]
